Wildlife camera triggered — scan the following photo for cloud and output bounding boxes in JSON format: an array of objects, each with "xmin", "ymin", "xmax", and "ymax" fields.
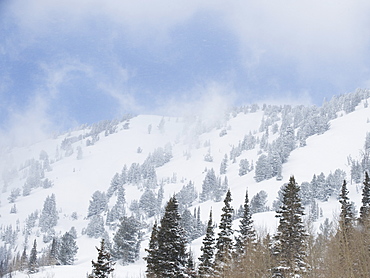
[
  {"xmin": 158, "ymin": 81, "xmax": 237, "ymax": 122},
  {"xmin": 97, "ymin": 64, "xmax": 142, "ymax": 114},
  {"xmin": 2, "ymin": 0, "xmax": 370, "ymax": 141},
  {"xmin": 7, "ymin": 0, "xmax": 370, "ymax": 65},
  {"xmin": 6, "ymin": 1, "xmax": 370, "ymax": 77},
  {"xmin": 16, "ymin": 1, "xmax": 370, "ymax": 88},
  {"xmin": 221, "ymin": 1, "xmax": 370, "ymax": 83},
  {"xmin": 6, "ymin": 0, "xmax": 207, "ymax": 47},
  {"xmin": 0, "ymin": 57, "xmax": 138, "ymax": 148},
  {"xmin": 39, "ymin": 59, "xmax": 93, "ymax": 98},
  {"xmin": 0, "ymin": 94, "xmax": 52, "ymax": 148}
]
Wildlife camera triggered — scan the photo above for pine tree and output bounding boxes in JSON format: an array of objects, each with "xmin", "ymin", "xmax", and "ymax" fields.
[
  {"xmin": 220, "ymin": 154, "xmax": 228, "ymax": 175},
  {"xmin": 28, "ymin": 239, "xmax": 38, "ymax": 274},
  {"xmin": 181, "ymin": 209, "xmax": 196, "ymax": 241},
  {"xmin": 112, "ymin": 216, "xmax": 141, "ymax": 265},
  {"xmin": 139, "ymin": 189, "xmax": 157, "ymax": 217},
  {"xmin": 339, "ymin": 180, "xmax": 354, "ymax": 233},
  {"xmin": 144, "ymin": 221, "xmax": 160, "ymax": 278},
  {"xmin": 272, "ymin": 176, "xmax": 309, "ymax": 277},
  {"xmin": 235, "ymin": 190, "xmax": 256, "ymax": 255},
  {"xmin": 107, "ymin": 173, "xmax": 121, "ymax": 199},
  {"xmin": 87, "ymin": 191, "xmax": 108, "ymax": 218},
  {"xmin": 250, "ymin": 190, "xmax": 268, "ymax": 214},
  {"xmin": 20, "ymin": 247, "xmax": 28, "ymax": 271},
  {"xmin": 254, "ymin": 154, "xmax": 272, "ymax": 182},
  {"xmin": 156, "ymin": 196, "xmax": 188, "ymax": 277},
  {"xmin": 86, "ymin": 215, "xmax": 105, "ymax": 238},
  {"xmin": 359, "ymin": 171, "xmax": 370, "ymax": 226},
  {"xmin": 88, "ymin": 239, "xmax": 115, "ymax": 278},
  {"xmin": 58, "ymin": 232, "xmax": 78, "ymax": 265},
  {"xmin": 200, "ymin": 169, "xmax": 217, "ymax": 202},
  {"xmin": 337, "ymin": 179, "xmax": 356, "ymax": 275},
  {"xmin": 198, "ymin": 210, "xmax": 215, "ymax": 278},
  {"xmin": 156, "ymin": 184, "xmax": 164, "ymax": 215},
  {"xmin": 185, "ymin": 249, "xmax": 197, "ymax": 278},
  {"xmin": 214, "ymin": 189, "xmax": 234, "ymax": 277},
  {"xmin": 194, "ymin": 206, "xmax": 205, "ymax": 239},
  {"xmin": 238, "ymin": 159, "xmax": 250, "ymax": 176},
  {"xmin": 48, "ymin": 237, "xmax": 59, "ymax": 266},
  {"xmin": 39, "ymin": 194, "xmax": 58, "ymax": 233}
]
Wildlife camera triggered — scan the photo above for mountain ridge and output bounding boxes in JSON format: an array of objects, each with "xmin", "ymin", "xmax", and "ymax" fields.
[{"xmin": 0, "ymin": 90, "xmax": 369, "ymax": 277}]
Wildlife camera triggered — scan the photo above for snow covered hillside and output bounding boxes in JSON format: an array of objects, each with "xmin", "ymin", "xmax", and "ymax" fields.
[{"xmin": 1, "ymin": 90, "xmax": 370, "ymax": 277}]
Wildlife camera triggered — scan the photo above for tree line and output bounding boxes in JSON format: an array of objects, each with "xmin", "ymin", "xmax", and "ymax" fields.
[{"xmin": 144, "ymin": 173, "xmax": 370, "ymax": 278}]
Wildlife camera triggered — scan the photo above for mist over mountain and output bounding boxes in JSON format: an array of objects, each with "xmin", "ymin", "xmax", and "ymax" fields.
[{"xmin": 0, "ymin": 89, "xmax": 370, "ymax": 277}]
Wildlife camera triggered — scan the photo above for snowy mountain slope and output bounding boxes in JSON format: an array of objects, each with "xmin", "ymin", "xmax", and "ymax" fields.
[{"xmin": 0, "ymin": 92, "xmax": 370, "ymax": 277}]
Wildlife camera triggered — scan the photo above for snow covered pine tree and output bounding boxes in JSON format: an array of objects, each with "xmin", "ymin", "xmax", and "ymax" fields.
[
  {"xmin": 145, "ymin": 196, "xmax": 188, "ymax": 277},
  {"xmin": 272, "ymin": 176, "xmax": 309, "ymax": 278},
  {"xmin": 88, "ymin": 239, "xmax": 115, "ymax": 278}
]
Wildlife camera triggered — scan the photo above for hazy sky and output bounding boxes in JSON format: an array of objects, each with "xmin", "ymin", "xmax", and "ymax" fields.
[{"xmin": 1, "ymin": 0, "xmax": 370, "ymax": 139}]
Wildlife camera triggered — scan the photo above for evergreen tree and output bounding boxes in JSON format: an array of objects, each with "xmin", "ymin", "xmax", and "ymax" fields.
[
  {"xmin": 194, "ymin": 207, "xmax": 206, "ymax": 239},
  {"xmin": 48, "ymin": 237, "xmax": 59, "ymax": 266},
  {"xmin": 8, "ymin": 188, "xmax": 21, "ymax": 203},
  {"xmin": 28, "ymin": 239, "xmax": 38, "ymax": 274},
  {"xmin": 144, "ymin": 221, "xmax": 160, "ymax": 278},
  {"xmin": 76, "ymin": 145, "xmax": 83, "ymax": 160},
  {"xmin": 86, "ymin": 215, "xmax": 105, "ymax": 238},
  {"xmin": 120, "ymin": 164, "xmax": 128, "ymax": 184},
  {"xmin": 87, "ymin": 191, "xmax": 108, "ymax": 218},
  {"xmin": 39, "ymin": 194, "xmax": 58, "ymax": 233},
  {"xmin": 181, "ymin": 209, "xmax": 196, "ymax": 241},
  {"xmin": 213, "ymin": 177, "xmax": 223, "ymax": 203},
  {"xmin": 176, "ymin": 181, "xmax": 198, "ymax": 210},
  {"xmin": 185, "ymin": 249, "xmax": 197, "ymax": 278},
  {"xmin": 254, "ymin": 154, "xmax": 272, "ymax": 182},
  {"xmin": 238, "ymin": 159, "xmax": 250, "ymax": 176},
  {"xmin": 107, "ymin": 173, "xmax": 121, "ymax": 199},
  {"xmin": 220, "ymin": 154, "xmax": 228, "ymax": 175},
  {"xmin": 88, "ymin": 239, "xmax": 115, "ymax": 278},
  {"xmin": 112, "ymin": 216, "xmax": 142, "ymax": 265},
  {"xmin": 156, "ymin": 196, "xmax": 188, "ymax": 277},
  {"xmin": 198, "ymin": 210, "xmax": 215, "ymax": 278},
  {"xmin": 235, "ymin": 190, "xmax": 256, "ymax": 255},
  {"xmin": 359, "ymin": 171, "xmax": 370, "ymax": 226},
  {"xmin": 250, "ymin": 190, "xmax": 268, "ymax": 214},
  {"xmin": 116, "ymin": 185, "xmax": 126, "ymax": 207},
  {"xmin": 214, "ymin": 190, "xmax": 234, "ymax": 277},
  {"xmin": 58, "ymin": 232, "xmax": 78, "ymax": 265},
  {"xmin": 200, "ymin": 169, "xmax": 218, "ymax": 202},
  {"xmin": 272, "ymin": 176, "xmax": 309, "ymax": 277},
  {"xmin": 139, "ymin": 189, "xmax": 157, "ymax": 217},
  {"xmin": 156, "ymin": 184, "xmax": 164, "ymax": 215},
  {"xmin": 20, "ymin": 247, "xmax": 28, "ymax": 271},
  {"xmin": 339, "ymin": 180, "xmax": 355, "ymax": 233},
  {"xmin": 337, "ymin": 179, "xmax": 356, "ymax": 276}
]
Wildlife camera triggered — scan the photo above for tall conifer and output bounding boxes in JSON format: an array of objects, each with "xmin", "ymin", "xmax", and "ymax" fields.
[
  {"xmin": 359, "ymin": 172, "xmax": 370, "ymax": 226},
  {"xmin": 214, "ymin": 189, "xmax": 234, "ymax": 277},
  {"xmin": 89, "ymin": 239, "xmax": 115, "ymax": 278},
  {"xmin": 28, "ymin": 239, "xmax": 38, "ymax": 274},
  {"xmin": 235, "ymin": 189, "xmax": 256, "ymax": 255},
  {"xmin": 198, "ymin": 210, "xmax": 215, "ymax": 277},
  {"xmin": 272, "ymin": 176, "xmax": 309, "ymax": 277},
  {"xmin": 156, "ymin": 196, "xmax": 188, "ymax": 277},
  {"xmin": 337, "ymin": 179, "xmax": 356, "ymax": 276},
  {"xmin": 144, "ymin": 221, "xmax": 160, "ymax": 278}
]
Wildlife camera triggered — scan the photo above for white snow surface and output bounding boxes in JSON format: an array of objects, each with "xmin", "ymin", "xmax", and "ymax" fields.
[{"xmin": 0, "ymin": 102, "xmax": 369, "ymax": 277}]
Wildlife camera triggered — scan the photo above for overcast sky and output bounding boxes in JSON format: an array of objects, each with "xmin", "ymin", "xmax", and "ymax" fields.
[{"xmin": 1, "ymin": 0, "xmax": 370, "ymax": 143}]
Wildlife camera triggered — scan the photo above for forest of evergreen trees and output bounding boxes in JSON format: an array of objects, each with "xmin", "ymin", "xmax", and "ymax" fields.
[
  {"xmin": 4, "ymin": 171, "xmax": 368, "ymax": 277},
  {"xmin": 142, "ymin": 174, "xmax": 370, "ymax": 278}
]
